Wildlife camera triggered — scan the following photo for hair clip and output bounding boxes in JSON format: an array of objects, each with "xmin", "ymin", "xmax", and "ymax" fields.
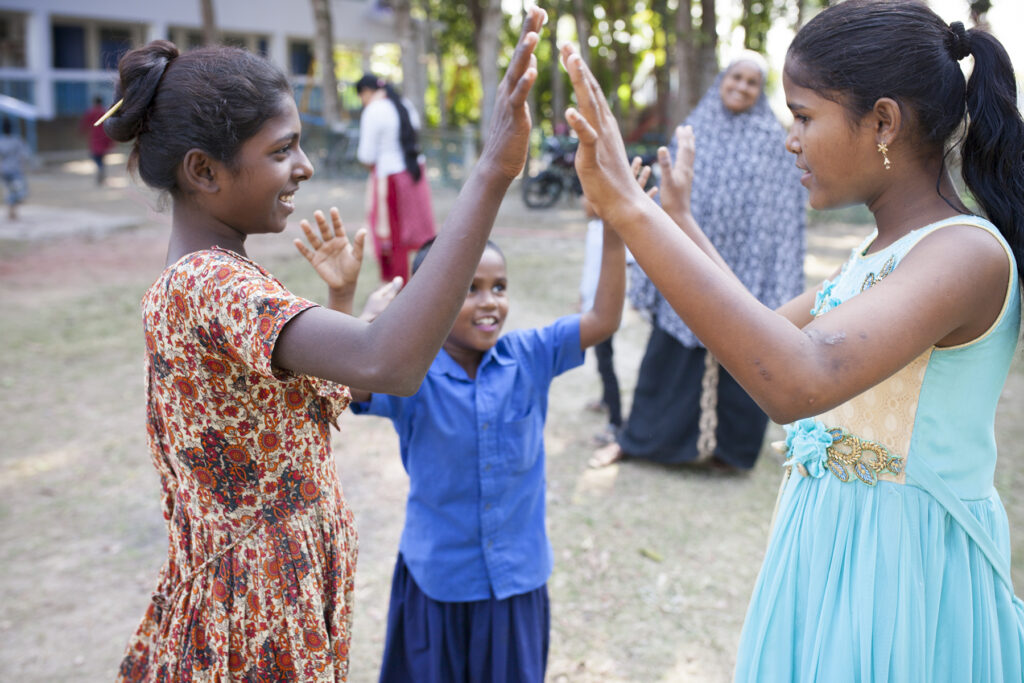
[{"xmin": 93, "ymin": 98, "xmax": 124, "ymax": 127}]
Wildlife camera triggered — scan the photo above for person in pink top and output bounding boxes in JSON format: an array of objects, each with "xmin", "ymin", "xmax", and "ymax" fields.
[{"xmin": 80, "ymin": 96, "xmax": 115, "ymax": 185}]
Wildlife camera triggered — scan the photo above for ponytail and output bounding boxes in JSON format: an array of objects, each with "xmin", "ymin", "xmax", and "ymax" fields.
[
  {"xmin": 958, "ymin": 28, "xmax": 1024, "ymax": 282},
  {"xmin": 383, "ymin": 84, "xmax": 423, "ymax": 183}
]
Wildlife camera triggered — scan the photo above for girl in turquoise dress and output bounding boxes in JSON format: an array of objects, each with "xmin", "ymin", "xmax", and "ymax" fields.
[{"xmin": 558, "ymin": 0, "xmax": 1024, "ymax": 679}]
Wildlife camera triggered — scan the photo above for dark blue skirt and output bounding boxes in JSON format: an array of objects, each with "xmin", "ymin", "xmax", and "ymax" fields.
[{"xmin": 378, "ymin": 554, "xmax": 550, "ymax": 683}]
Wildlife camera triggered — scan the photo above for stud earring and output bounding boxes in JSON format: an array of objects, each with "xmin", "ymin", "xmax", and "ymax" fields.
[{"xmin": 877, "ymin": 142, "xmax": 892, "ymax": 171}]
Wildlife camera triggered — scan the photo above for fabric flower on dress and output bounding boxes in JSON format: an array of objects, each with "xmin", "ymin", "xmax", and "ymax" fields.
[
  {"xmin": 784, "ymin": 418, "xmax": 834, "ymax": 479},
  {"xmin": 811, "ymin": 278, "xmax": 842, "ymax": 317}
]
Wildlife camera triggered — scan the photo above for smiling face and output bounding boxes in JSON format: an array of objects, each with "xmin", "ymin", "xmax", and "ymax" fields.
[
  {"xmin": 442, "ymin": 247, "xmax": 509, "ymax": 373},
  {"xmin": 719, "ymin": 61, "xmax": 764, "ymax": 114},
  {"xmin": 782, "ymin": 66, "xmax": 881, "ymax": 210},
  {"xmin": 212, "ymin": 94, "xmax": 313, "ymax": 236}
]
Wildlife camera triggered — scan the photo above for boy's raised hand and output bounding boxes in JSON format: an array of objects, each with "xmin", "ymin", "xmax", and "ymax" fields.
[
  {"xmin": 479, "ymin": 5, "xmax": 547, "ymax": 180},
  {"xmin": 657, "ymin": 125, "xmax": 696, "ymax": 219},
  {"xmin": 294, "ymin": 207, "xmax": 366, "ymax": 294},
  {"xmin": 561, "ymin": 44, "xmax": 650, "ymax": 224}
]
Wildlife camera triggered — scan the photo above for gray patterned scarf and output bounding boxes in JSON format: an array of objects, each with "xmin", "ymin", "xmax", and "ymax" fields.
[{"xmin": 629, "ymin": 68, "xmax": 807, "ymax": 348}]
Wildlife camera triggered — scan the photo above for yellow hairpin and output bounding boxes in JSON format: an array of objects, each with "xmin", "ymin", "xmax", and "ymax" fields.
[{"xmin": 93, "ymin": 98, "xmax": 124, "ymax": 127}]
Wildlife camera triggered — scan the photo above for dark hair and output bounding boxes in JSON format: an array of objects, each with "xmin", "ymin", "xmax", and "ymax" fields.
[
  {"xmin": 103, "ymin": 40, "xmax": 293, "ymax": 195},
  {"xmin": 355, "ymin": 73, "xmax": 423, "ymax": 183},
  {"xmin": 411, "ymin": 237, "xmax": 504, "ymax": 276},
  {"xmin": 787, "ymin": 0, "xmax": 1024, "ymax": 282}
]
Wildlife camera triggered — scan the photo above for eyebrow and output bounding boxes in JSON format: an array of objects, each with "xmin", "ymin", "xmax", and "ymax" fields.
[
  {"xmin": 786, "ymin": 102, "xmax": 806, "ymax": 111},
  {"xmin": 270, "ymin": 132, "xmax": 299, "ymax": 147}
]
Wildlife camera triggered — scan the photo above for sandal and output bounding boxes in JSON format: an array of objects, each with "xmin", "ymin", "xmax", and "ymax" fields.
[{"xmin": 588, "ymin": 443, "xmax": 624, "ymax": 469}]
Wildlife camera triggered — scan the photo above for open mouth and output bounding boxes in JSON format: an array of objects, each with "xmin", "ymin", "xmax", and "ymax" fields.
[
  {"xmin": 474, "ymin": 315, "xmax": 500, "ymax": 331},
  {"xmin": 279, "ymin": 191, "xmax": 296, "ymax": 208}
]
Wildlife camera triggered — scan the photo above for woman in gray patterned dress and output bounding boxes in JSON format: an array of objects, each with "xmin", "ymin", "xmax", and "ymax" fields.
[{"xmin": 591, "ymin": 52, "xmax": 807, "ymax": 470}]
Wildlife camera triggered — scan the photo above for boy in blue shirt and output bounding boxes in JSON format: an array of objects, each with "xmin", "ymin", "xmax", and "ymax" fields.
[{"xmin": 295, "ymin": 180, "xmax": 628, "ymax": 680}]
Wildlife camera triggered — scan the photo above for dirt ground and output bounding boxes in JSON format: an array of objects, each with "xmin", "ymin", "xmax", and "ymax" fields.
[{"xmin": 2, "ymin": 159, "xmax": 1024, "ymax": 682}]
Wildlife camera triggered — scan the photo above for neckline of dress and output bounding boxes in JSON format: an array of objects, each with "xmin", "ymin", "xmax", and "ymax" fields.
[{"xmin": 855, "ymin": 214, "xmax": 980, "ymax": 260}]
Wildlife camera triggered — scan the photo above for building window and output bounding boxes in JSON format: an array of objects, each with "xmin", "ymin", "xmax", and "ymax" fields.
[
  {"xmin": 289, "ymin": 40, "xmax": 313, "ymax": 76},
  {"xmin": 0, "ymin": 13, "xmax": 27, "ymax": 68},
  {"xmin": 99, "ymin": 27, "xmax": 132, "ymax": 70},
  {"xmin": 53, "ymin": 24, "xmax": 87, "ymax": 69}
]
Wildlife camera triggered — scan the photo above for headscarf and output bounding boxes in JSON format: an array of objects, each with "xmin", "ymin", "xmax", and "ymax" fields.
[{"xmin": 629, "ymin": 59, "xmax": 807, "ymax": 348}]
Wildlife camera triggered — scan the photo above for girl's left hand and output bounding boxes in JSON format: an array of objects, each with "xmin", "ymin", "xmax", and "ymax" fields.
[
  {"xmin": 294, "ymin": 207, "xmax": 366, "ymax": 293},
  {"xmin": 562, "ymin": 43, "xmax": 650, "ymax": 225}
]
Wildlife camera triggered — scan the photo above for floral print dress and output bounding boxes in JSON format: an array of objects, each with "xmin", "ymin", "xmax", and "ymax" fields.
[{"xmin": 119, "ymin": 248, "xmax": 357, "ymax": 682}]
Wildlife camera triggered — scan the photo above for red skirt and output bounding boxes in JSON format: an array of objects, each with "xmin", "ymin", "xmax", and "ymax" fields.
[{"xmin": 367, "ymin": 165, "xmax": 436, "ymax": 281}]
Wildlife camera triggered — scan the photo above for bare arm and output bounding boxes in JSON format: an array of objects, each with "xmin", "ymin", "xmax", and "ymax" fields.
[
  {"xmin": 561, "ymin": 44, "xmax": 1008, "ymax": 424},
  {"xmin": 579, "ymin": 221, "xmax": 626, "ymax": 348},
  {"xmin": 273, "ymin": 7, "xmax": 546, "ymax": 396}
]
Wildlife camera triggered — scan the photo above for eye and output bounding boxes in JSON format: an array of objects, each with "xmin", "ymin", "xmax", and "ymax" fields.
[
  {"xmin": 274, "ymin": 143, "xmax": 292, "ymax": 155},
  {"xmin": 493, "ymin": 283, "xmax": 506, "ymax": 294}
]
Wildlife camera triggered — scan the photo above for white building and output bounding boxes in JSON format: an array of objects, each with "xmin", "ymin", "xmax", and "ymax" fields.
[{"xmin": 0, "ymin": 0, "xmax": 409, "ymax": 152}]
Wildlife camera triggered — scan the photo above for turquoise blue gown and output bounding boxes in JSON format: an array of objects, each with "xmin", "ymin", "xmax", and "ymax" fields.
[{"xmin": 735, "ymin": 216, "xmax": 1024, "ymax": 681}]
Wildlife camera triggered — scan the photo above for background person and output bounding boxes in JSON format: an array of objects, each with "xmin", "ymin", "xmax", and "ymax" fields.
[
  {"xmin": 591, "ymin": 51, "xmax": 807, "ymax": 470},
  {"xmin": 356, "ymin": 74, "xmax": 436, "ymax": 283},
  {"xmin": 80, "ymin": 96, "xmax": 115, "ymax": 185}
]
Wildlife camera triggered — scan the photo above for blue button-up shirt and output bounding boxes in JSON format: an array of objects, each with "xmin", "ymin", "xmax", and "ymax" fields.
[{"xmin": 351, "ymin": 315, "xmax": 583, "ymax": 601}]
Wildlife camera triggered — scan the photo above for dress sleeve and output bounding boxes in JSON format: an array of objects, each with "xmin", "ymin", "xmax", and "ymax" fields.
[
  {"xmin": 506, "ymin": 314, "xmax": 585, "ymax": 382},
  {"xmin": 174, "ymin": 250, "xmax": 318, "ymax": 381}
]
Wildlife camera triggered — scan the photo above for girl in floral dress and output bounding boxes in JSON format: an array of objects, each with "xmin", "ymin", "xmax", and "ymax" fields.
[
  {"xmin": 560, "ymin": 0, "xmax": 1024, "ymax": 679},
  {"xmin": 108, "ymin": 8, "xmax": 546, "ymax": 681}
]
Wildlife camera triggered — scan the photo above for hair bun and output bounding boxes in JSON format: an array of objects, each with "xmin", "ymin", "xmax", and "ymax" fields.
[
  {"xmin": 947, "ymin": 21, "xmax": 972, "ymax": 61},
  {"xmin": 103, "ymin": 40, "xmax": 179, "ymax": 143}
]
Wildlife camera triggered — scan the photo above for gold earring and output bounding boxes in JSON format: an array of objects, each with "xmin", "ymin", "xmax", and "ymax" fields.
[{"xmin": 877, "ymin": 142, "xmax": 892, "ymax": 171}]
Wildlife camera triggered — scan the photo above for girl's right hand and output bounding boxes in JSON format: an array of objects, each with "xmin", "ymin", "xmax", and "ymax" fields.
[
  {"xmin": 657, "ymin": 125, "xmax": 696, "ymax": 220},
  {"xmin": 360, "ymin": 277, "xmax": 403, "ymax": 322},
  {"xmin": 478, "ymin": 5, "xmax": 546, "ymax": 180},
  {"xmin": 294, "ymin": 207, "xmax": 365, "ymax": 294}
]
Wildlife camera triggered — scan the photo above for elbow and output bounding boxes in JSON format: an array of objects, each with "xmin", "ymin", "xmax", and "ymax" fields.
[{"xmin": 759, "ymin": 386, "xmax": 826, "ymax": 426}]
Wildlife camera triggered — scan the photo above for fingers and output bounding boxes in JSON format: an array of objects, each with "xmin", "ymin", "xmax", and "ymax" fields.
[
  {"xmin": 352, "ymin": 228, "xmax": 367, "ymax": 262},
  {"xmin": 503, "ymin": 6, "xmax": 545, "ymax": 93},
  {"xmin": 299, "ymin": 218, "xmax": 322, "ymax": 250},
  {"xmin": 313, "ymin": 209, "xmax": 333, "ymax": 244},
  {"xmin": 674, "ymin": 125, "xmax": 695, "ymax": 170},
  {"xmin": 565, "ymin": 107, "xmax": 597, "ymax": 144},
  {"xmin": 657, "ymin": 145, "xmax": 672, "ymax": 172},
  {"xmin": 561, "ymin": 45, "xmax": 608, "ymax": 126},
  {"xmin": 293, "ymin": 238, "xmax": 314, "ymax": 262},
  {"xmin": 508, "ymin": 55, "xmax": 539, "ymax": 108},
  {"xmin": 329, "ymin": 207, "xmax": 345, "ymax": 240},
  {"xmin": 386, "ymin": 275, "xmax": 403, "ymax": 293}
]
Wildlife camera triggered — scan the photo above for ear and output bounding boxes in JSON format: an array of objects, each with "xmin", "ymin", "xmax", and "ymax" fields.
[
  {"xmin": 871, "ymin": 97, "xmax": 902, "ymax": 146},
  {"xmin": 180, "ymin": 148, "xmax": 221, "ymax": 194}
]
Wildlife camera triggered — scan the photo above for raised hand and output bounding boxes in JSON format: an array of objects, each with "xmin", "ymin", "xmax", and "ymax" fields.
[
  {"xmin": 657, "ymin": 125, "xmax": 696, "ymax": 219},
  {"xmin": 294, "ymin": 207, "xmax": 366, "ymax": 294},
  {"xmin": 561, "ymin": 43, "xmax": 650, "ymax": 225},
  {"xmin": 478, "ymin": 5, "xmax": 546, "ymax": 180},
  {"xmin": 630, "ymin": 155, "xmax": 658, "ymax": 199},
  {"xmin": 360, "ymin": 277, "xmax": 403, "ymax": 322}
]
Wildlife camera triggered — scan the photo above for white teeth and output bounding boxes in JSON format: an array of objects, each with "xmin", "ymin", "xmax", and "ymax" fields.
[
  {"xmin": 477, "ymin": 316, "xmax": 497, "ymax": 325},
  {"xmin": 280, "ymin": 193, "xmax": 294, "ymax": 202}
]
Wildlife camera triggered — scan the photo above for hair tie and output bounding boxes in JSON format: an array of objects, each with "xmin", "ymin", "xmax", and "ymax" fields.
[{"xmin": 948, "ymin": 21, "xmax": 972, "ymax": 61}]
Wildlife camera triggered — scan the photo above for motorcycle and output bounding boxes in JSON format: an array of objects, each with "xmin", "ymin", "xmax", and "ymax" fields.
[{"xmin": 521, "ymin": 136, "xmax": 582, "ymax": 209}]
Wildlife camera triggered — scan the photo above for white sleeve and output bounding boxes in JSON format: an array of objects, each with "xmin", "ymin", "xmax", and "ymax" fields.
[{"xmin": 356, "ymin": 106, "xmax": 379, "ymax": 165}]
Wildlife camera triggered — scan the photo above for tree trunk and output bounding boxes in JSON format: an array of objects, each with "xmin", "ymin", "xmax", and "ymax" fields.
[
  {"xmin": 393, "ymin": 0, "xmax": 425, "ymax": 121},
  {"xmin": 310, "ymin": 0, "xmax": 339, "ymax": 127},
  {"xmin": 671, "ymin": 0, "xmax": 696, "ymax": 124},
  {"xmin": 653, "ymin": 0, "xmax": 672, "ymax": 138},
  {"xmin": 422, "ymin": 0, "xmax": 447, "ymax": 129},
  {"xmin": 199, "ymin": 0, "xmax": 218, "ymax": 46},
  {"xmin": 549, "ymin": 2, "xmax": 566, "ymax": 134},
  {"xmin": 474, "ymin": 0, "xmax": 503, "ymax": 146},
  {"xmin": 697, "ymin": 0, "xmax": 718, "ymax": 99},
  {"xmin": 572, "ymin": 0, "xmax": 591, "ymax": 67}
]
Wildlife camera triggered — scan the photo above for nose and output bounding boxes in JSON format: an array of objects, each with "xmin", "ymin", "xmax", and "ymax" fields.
[
  {"xmin": 785, "ymin": 129, "xmax": 800, "ymax": 155},
  {"xmin": 478, "ymin": 289, "xmax": 498, "ymax": 309},
  {"xmin": 295, "ymin": 145, "xmax": 314, "ymax": 181}
]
